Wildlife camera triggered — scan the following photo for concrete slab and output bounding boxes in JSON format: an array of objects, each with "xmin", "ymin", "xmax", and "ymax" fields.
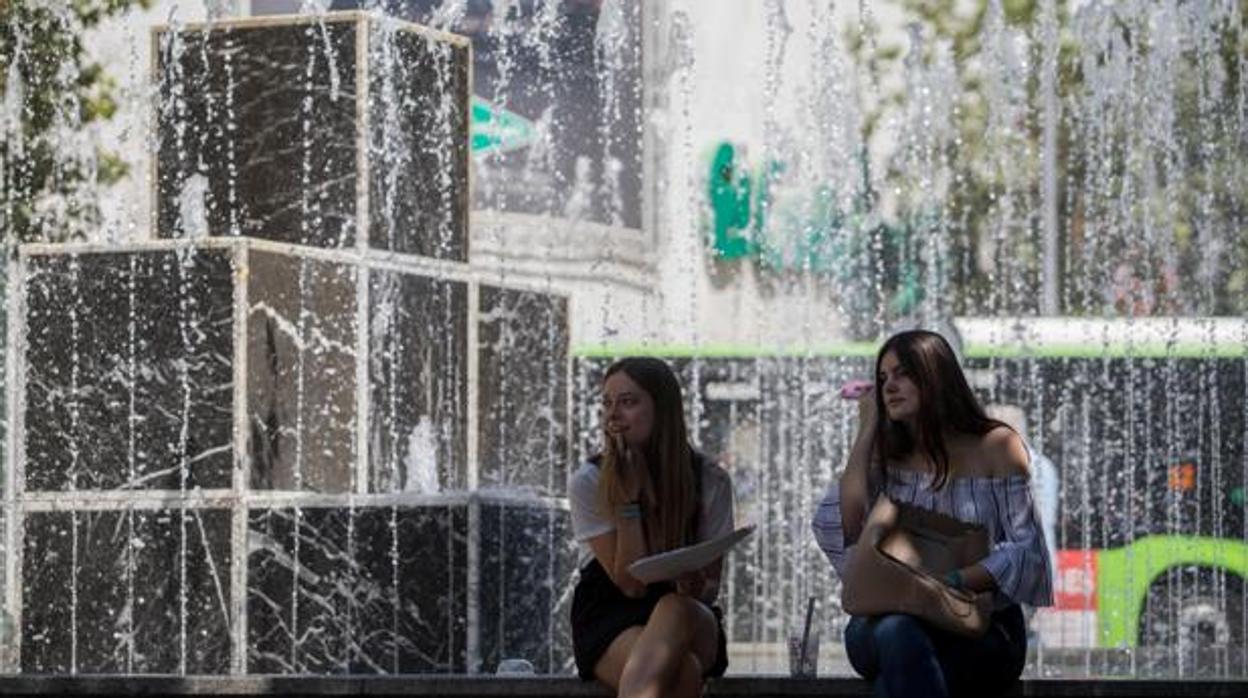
[{"xmin": 0, "ymin": 675, "xmax": 1243, "ymax": 697}]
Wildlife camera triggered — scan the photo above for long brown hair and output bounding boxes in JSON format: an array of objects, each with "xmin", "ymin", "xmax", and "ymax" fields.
[
  {"xmin": 597, "ymin": 357, "xmax": 698, "ymax": 553},
  {"xmin": 873, "ymin": 330, "xmax": 1009, "ymax": 490}
]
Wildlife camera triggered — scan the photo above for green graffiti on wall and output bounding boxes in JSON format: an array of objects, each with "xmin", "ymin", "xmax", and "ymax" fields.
[
  {"xmin": 704, "ymin": 140, "xmax": 926, "ymax": 316},
  {"xmin": 708, "ymin": 143, "xmax": 754, "ymax": 259},
  {"xmin": 470, "ymin": 97, "xmax": 535, "ymax": 154}
]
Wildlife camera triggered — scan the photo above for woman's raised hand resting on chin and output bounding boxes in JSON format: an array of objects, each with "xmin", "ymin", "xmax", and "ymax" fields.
[
  {"xmin": 609, "ymin": 434, "xmax": 653, "ymax": 508},
  {"xmin": 838, "ymin": 388, "xmax": 878, "ymax": 545}
]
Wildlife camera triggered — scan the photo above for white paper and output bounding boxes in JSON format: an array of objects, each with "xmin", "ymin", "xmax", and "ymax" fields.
[{"xmin": 628, "ymin": 524, "xmax": 756, "ymax": 584}]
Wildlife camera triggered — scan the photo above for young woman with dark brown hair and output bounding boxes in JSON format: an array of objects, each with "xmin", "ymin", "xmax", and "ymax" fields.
[
  {"xmin": 813, "ymin": 330, "xmax": 1053, "ymax": 697},
  {"xmin": 569, "ymin": 357, "xmax": 735, "ymax": 697}
]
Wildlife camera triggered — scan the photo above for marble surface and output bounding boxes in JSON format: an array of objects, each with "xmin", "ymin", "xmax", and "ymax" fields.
[
  {"xmin": 21, "ymin": 508, "xmax": 233, "ymax": 673},
  {"xmin": 155, "ymin": 15, "xmax": 469, "ymax": 260},
  {"xmin": 368, "ymin": 270, "xmax": 469, "ymax": 492},
  {"xmin": 244, "ymin": 500, "xmax": 569, "ymax": 675},
  {"xmin": 2, "ymin": 675, "xmax": 1247, "ymax": 697},
  {"xmin": 247, "ymin": 504, "xmax": 469, "ymax": 673},
  {"xmin": 21, "ymin": 244, "xmax": 490, "ymax": 495},
  {"xmin": 366, "ymin": 21, "xmax": 470, "ymax": 260},
  {"xmin": 156, "ymin": 21, "xmax": 359, "ymax": 249},
  {"xmin": 476, "ymin": 501, "xmax": 575, "ymax": 675},
  {"xmin": 15, "ymin": 243, "xmax": 574, "ymax": 676},
  {"xmin": 22, "ymin": 249, "xmax": 236, "ymax": 492},
  {"xmin": 247, "ymin": 250, "xmax": 358, "ymax": 493},
  {"xmin": 477, "ymin": 287, "xmax": 570, "ymax": 495}
]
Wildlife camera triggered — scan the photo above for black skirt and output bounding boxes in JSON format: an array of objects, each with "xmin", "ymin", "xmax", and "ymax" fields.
[{"xmin": 571, "ymin": 559, "xmax": 729, "ymax": 681}]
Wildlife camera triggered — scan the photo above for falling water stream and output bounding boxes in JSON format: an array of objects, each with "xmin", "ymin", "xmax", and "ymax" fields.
[{"xmin": 0, "ymin": 0, "xmax": 1244, "ymax": 681}]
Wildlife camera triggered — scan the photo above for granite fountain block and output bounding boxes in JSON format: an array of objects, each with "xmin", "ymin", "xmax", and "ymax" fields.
[
  {"xmin": 244, "ymin": 497, "xmax": 572, "ymax": 675},
  {"xmin": 14, "ymin": 240, "xmax": 577, "ymax": 676},
  {"xmin": 245, "ymin": 249, "xmax": 360, "ymax": 493},
  {"xmin": 22, "ymin": 247, "xmax": 237, "ymax": 492},
  {"xmin": 476, "ymin": 286, "xmax": 571, "ymax": 495},
  {"xmin": 14, "ymin": 240, "xmax": 572, "ymax": 675},
  {"xmin": 246, "ymin": 503, "xmax": 470, "ymax": 673},
  {"xmin": 18, "ymin": 241, "xmax": 473, "ymax": 495},
  {"xmin": 367, "ymin": 270, "xmax": 469, "ymax": 493},
  {"xmin": 476, "ymin": 499, "xmax": 576, "ymax": 675},
  {"xmin": 20, "ymin": 508, "xmax": 233, "ymax": 674},
  {"xmin": 153, "ymin": 12, "xmax": 470, "ymax": 260}
]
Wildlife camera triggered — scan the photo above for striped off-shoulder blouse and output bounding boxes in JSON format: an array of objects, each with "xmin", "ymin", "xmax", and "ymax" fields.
[{"xmin": 811, "ymin": 465, "xmax": 1055, "ymax": 609}]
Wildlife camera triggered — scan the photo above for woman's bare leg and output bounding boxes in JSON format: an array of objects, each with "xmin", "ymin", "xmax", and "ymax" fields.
[
  {"xmin": 594, "ymin": 626, "xmax": 644, "ymax": 692},
  {"xmin": 618, "ymin": 594, "xmax": 719, "ymax": 698},
  {"xmin": 671, "ymin": 652, "xmax": 705, "ymax": 697}
]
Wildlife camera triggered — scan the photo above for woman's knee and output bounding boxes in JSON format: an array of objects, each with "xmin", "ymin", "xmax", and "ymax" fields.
[
  {"xmin": 653, "ymin": 593, "xmax": 715, "ymax": 632},
  {"xmin": 871, "ymin": 614, "xmax": 937, "ymax": 667},
  {"xmin": 678, "ymin": 652, "xmax": 703, "ymax": 687},
  {"xmin": 844, "ymin": 615, "xmax": 871, "ymax": 645},
  {"xmin": 649, "ymin": 593, "xmax": 719, "ymax": 665},
  {"xmin": 653, "ymin": 592, "xmax": 697, "ymax": 619},
  {"xmin": 871, "ymin": 613, "xmax": 927, "ymax": 644},
  {"xmin": 843, "ymin": 616, "xmax": 878, "ymax": 679}
]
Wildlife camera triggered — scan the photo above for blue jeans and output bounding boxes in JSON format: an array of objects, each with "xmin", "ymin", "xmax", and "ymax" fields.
[{"xmin": 844, "ymin": 605, "xmax": 1026, "ymax": 698}]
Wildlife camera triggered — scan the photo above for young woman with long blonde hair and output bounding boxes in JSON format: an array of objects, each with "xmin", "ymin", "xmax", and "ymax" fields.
[{"xmin": 569, "ymin": 357, "xmax": 735, "ymax": 697}]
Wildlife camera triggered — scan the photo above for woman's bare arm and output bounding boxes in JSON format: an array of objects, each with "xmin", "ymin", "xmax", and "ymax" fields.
[
  {"xmin": 587, "ymin": 515, "xmax": 650, "ymax": 598},
  {"xmin": 840, "ymin": 393, "xmax": 877, "ymax": 544},
  {"xmin": 587, "ymin": 442, "xmax": 652, "ymax": 598}
]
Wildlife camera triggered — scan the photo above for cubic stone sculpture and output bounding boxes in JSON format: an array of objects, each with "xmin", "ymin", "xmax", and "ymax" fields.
[
  {"xmin": 9, "ymin": 10, "xmax": 575, "ymax": 676},
  {"xmin": 15, "ymin": 236, "xmax": 573, "ymax": 673},
  {"xmin": 19, "ymin": 241, "xmax": 467, "ymax": 495},
  {"xmin": 154, "ymin": 12, "xmax": 470, "ymax": 261}
]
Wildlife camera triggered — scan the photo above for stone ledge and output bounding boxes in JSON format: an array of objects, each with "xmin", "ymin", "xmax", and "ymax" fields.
[{"xmin": 0, "ymin": 675, "xmax": 1244, "ymax": 697}]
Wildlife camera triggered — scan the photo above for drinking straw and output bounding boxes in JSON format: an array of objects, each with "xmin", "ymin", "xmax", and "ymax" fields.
[{"xmin": 798, "ymin": 595, "xmax": 816, "ymax": 674}]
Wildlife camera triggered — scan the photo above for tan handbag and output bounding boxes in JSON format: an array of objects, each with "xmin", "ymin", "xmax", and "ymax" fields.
[{"xmin": 841, "ymin": 495, "xmax": 994, "ymax": 637}]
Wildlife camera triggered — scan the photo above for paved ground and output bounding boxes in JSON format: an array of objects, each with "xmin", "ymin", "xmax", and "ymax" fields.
[{"xmin": 0, "ymin": 675, "xmax": 1243, "ymax": 696}]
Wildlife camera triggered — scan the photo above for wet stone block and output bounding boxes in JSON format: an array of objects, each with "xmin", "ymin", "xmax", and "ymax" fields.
[
  {"xmin": 477, "ymin": 286, "xmax": 571, "ymax": 495},
  {"xmin": 21, "ymin": 508, "xmax": 232, "ymax": 673},
  {"xmin": 0, "ymin": 254, "xmax": 7, "ymax": 495},
  {"xmin": 247, "ymin": 251, "xmax": 359, "ymax": 493},
  {"xmin": 368, "ymin": 271, "xmax": 469, "ymax": 493},
  {"xmin": 20, "ymin": 244, "xmax": 361, "ymax": 495},
  {"xmin": 22, "ymin": 249, "xmax": 236, "ymax": 492},
  {"xmin": 246, "ymin": 504, "xmax": 469, "ymax": 673},
  {"xmin": 154, "ymin": 13, "xmax": 470, "ymax": 260},
  {"xmin": 365, "ymin": 18, "xmax": 470, "ymax": 260},
  {"xmin": 476, "ymin": 500, "xmax": 575, "ymax": 674},
  {"xmin": 244, "ymin": 499, "xmax": 570, "ymax": 676}
]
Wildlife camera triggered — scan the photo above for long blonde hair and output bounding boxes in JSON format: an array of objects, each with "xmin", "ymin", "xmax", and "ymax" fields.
[{"xmin": 598, "ymin": 358, "xmax": 698, "ymax": 554}]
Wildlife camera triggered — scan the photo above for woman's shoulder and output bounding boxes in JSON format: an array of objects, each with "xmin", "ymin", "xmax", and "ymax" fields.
[
  {"xmin": 568, "ymin": 459, "xmax": 602, "ymax": 490},
  {"xmin": 978, "ymin": 426, "xmax": 1030, "ymax": 479}
]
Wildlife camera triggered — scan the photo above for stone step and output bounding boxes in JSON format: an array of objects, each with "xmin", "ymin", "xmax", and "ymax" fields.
[{"xmin": 0, "ymin": 675, "xmax": 1243, "ymax": 697}]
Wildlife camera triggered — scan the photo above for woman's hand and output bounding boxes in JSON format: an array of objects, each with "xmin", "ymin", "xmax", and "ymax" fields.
[
  {"xmin": 612, "ymin": 435, "xmax": 650, "ymax": 504},
  {"xmin": 675, "ymin": 568, "xmax": 708, "ymax": 600},
  {"xmin": 855, "ymin": 389, "xmax": 878, "ymax": 434},
  {"xmin": 840, "ymin": 379, "xmax": 874, "ymax": 400},
  {"xmin": 946, "ymin": 564, "xmax": 998, "ymax": 594}
]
